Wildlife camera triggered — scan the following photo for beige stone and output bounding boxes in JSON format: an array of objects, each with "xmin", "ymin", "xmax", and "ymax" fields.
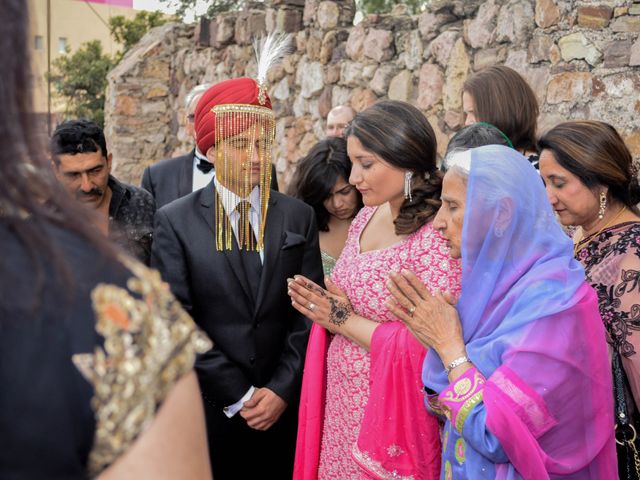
[
  {"xmin": 444, "ymin": 110, "xmax": 464, "ymax": 129},
  {"xmin": 276, "ymin": 8, "xmax": 303, "ymax": 33},
  {"xmin": 624, "ymin": 131, "xmax": 640, "ymax": 157},
  {"xmin": 604, "ymin": 40, "xmax": 632, "ymax": 68},
  {"xmin": 340, "ymin": 61, "xmax": 363, "ymax": 86},
  {"xmin": 611, "ymin": 16, "xmax": 640, "ymax": 32},
  {"xmin": 332, "ymin": 85, "xmax": 351, "ymax": 107},
  {"xmin": 495, "ymin": 1, "xmax": 534, "ymax": 46},
  {"xmin": 211, "ymin": 16, "xmax": 235, "ymax": 47},
  {"xmin": 630, "ymin": 4, "xmax": 640, "ymax": 15},
  {"xmin": 418, "ymin": 11, "xmax": 456, "ymax": 41},
  {"xmin": 558, "ymin": 32, "xmax": 603, "ymax": 66},
  {"xmin": 318, "ymin": 86, "xmax": 333, "ymax": 117},
  {"xmin": 346, "ymin": 25, "xmax": 366, "ymax": 61},
  {"xmin": 272, "ymin": 76, "xmax": 291, "ymax": 101},
  {"xmin": 350, "ymin": 88, "xmax": 378, "ymax": 112},
  {"xmin": 630, "ymin": 37, "xmax": 640, "ymax": 66},
  {"xmin": 145, "ymin": 85, "xmax": 169, "ymax": 99},
  {"xmin": 430, "ymin": 30, "xmax": 459, "ymax": 68},
  {"xmin": 416, "ymin": 63, "xmax": 444, "ymax": 110},
  {"xmin": 114, "ymin": 95, "xmax": 138, "ymax": 116},
  {"xmin": 546, "ymin": 72, "xmax": 592, "ymax": 104},
  {"xmin": 306, "ymin": 31, "xmax": 323, "ymax": 61},
  {"xmin": 443, "ymin": 38, "xmax": 469, "ymax": 111},
  {"xmin": 369, "ymin": 65, "xmax": 397, "ymax": 96},
  {"xmin": 363, "ymin": 29, "xmax": 394, "ymax": 62},
  {"xmin": 577, "ymin": 6, "xmax": 613, "ymax": 29},
  {"xmin": 320, "ymin": 31, "xmax": 337, "ymax": 64},
  {"xmin": 234, "ymin": 11, "xmax": 266, "ymax": 46},
  {"xmin": 464, "ymin": 0, "xmax": 500, "ymax": 49},
  {"xmin": 317, "ymin": 1, "xmax": 339, "ymax": 30},
  {"xmin": 474, "ymin": 47, "xmax": 506, "ymax": 70},
  {"xmin": 615, "ymin": 7, "xmax": 629, "ymax": 17},
  {"xmin": 296, "ymin": 58, "xmax": 324, "ymax": 98},
  {"xmin": 324, "ymin": 63, "xmax": 341, "ymax": 84},
  {"xmin": 397, "ymin": 30, "xmax": 423, "ymax": 71},
  {"xmin": 528, "ymin": 35, "xmax": 555, "ymax": 63},
  {"xmin": 388, "ymin": 70, "xmax": 414, "ymax": 102},
  {"xmin": 535, "ymin": 0, "xmax": 560, "ymax": 28},
  {"xmin": 303, "ymin": 0, "xmax": 319, "ymax": 25}
]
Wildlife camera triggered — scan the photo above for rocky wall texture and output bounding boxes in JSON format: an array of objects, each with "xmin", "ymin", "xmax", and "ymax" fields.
[{"xmin": 105, "ymin": 0, "xmax": 640, "ymax": 188}]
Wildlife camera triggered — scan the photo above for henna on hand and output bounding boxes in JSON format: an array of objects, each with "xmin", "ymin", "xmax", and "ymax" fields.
[
  {"xmin": 306, "ymin": 281, "xmax": 327, "ymax": 297},
  {"xmin": 329, "ymin": 297, "xmax": 352, "ymax": 326}
]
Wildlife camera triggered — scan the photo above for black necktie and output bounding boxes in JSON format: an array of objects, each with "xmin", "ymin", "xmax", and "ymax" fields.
[
  {"xmin": 236, "ymin": 201, "xmax": 262, "ymax": 301},
  {"xmin": 196, "ymin": 158, "xmax": 214, "ymax": 174}
]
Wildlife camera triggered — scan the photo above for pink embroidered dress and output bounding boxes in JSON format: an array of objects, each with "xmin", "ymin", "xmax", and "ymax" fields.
[{"xmin": 294, "ymin": 206, "xmax": 461, "ymax": 480}]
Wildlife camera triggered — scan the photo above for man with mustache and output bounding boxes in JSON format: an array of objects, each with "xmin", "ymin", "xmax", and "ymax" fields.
[{"xmin": 51, "ymin": 119, "xmax": 155, "ymax": 264}]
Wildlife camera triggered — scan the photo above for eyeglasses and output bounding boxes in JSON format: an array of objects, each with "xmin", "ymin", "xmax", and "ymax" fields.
[{"xmin": 187, "ymin": 113, "xmax": 195, "ymax": 122}]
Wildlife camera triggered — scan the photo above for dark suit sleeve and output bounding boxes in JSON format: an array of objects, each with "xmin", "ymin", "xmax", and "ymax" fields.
[
  {"xmin": 150, "ymin": 209, "xmax": 192, "ymax": 313},
  {"xmin": 141, "ymin": 167, "xmax": 154, "ymax": 197},
  {"xmin": 266, "ymin": 208, "xmax": 323, "ymax": 403}
]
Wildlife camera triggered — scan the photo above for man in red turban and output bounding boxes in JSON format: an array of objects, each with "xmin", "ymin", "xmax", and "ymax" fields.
[{"xmin": 151, "ymin": 71, "xmax": 323, "ymax": 479}]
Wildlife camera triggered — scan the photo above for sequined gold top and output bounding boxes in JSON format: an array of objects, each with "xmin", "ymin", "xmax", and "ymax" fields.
[{"xmin": 72, "ymin": 258, "xmax": 212, "ymax": 477}]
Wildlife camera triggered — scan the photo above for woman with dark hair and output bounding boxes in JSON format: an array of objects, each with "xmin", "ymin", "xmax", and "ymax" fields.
[
  {"xmin": 539, "ymin": 121, "xmax": 640, "ymax": 477},
  {"xmin": 289, "ymin": 101, "xmax": 461, "ymax": 479},
  {"xmin": 288, "ymin": 137, "xmax": 362, "ymax": 275},
  {"xmin": 463, "ymin": 65, "xmax": 540, "ymax": 167},
  {"xmin": 0, "ymin": 1, "xmax": 212, "ymax": 478}
]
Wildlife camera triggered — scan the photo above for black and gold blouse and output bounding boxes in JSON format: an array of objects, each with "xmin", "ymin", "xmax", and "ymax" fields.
[{"xmin": 0, "ymin": 221, "xmax": 211, "ymax": 479}]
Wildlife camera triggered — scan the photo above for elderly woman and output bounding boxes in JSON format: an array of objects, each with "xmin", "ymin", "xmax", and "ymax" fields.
[{"xmin": 387, "ymin": 145, "xmax": 616, "ymax": 479}]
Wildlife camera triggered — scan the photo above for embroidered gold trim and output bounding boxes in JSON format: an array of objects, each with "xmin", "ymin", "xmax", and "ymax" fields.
[
  {"xmin": 72, "ymin": 257, "xmax": 212, "ymax": 477},
  {"xmin": 455, "ymin": 391, "xmax": 484, "ymax": 433},
  {"xmin": 352, "ymin": 444, "xmax": 415, "ymax": 480},
  {"xmin": 212, "ymin": 103, "xmax": 275, "ymax": 117}
]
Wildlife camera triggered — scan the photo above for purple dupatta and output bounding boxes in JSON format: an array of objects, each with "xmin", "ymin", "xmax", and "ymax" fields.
[{"xmin": 424, "ymin": 146, "xmax": 616, "ymax": 478}]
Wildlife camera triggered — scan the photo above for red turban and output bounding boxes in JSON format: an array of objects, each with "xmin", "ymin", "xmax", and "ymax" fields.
[{"xmin": 194, "ymin": 77, "xmax": 273, "ymax": 154}]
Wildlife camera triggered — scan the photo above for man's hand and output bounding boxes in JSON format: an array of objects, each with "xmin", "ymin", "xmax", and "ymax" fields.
[{"xmin": 239, "ymin": 387, "xmax": 287, "ymax": 431}]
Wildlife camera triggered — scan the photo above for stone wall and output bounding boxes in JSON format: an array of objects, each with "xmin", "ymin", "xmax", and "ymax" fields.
[{"xmin": 105, "ymin": 0, "xmax": 640, "ymax": 188}]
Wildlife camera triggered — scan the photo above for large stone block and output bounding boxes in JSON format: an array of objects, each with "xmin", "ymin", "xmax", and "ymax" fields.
[
  {"xmin": 604, "ymin": 39, "xmax": 632, "ymax": 68},
  {"xmin": 418, "ymin": 11, "xmax": 457, "ymax": 41},
  {"xmin": 211, "ymin": 16, "xmax": 236, "ymax": 47},
  {"xmin": 577, "ymin": 5, "xmax": 613, "ymax": 29},
  {"xmin": 332, "ymin": 85, "xmax": 351, "ymax": 107},
  {"xmin": 350, "ymin": 88, "xmax": 378, "ymax": 112},
  {"xmin": 535, "ymin": 0, "xmax": 560, "ymax": 28},
  {"xmin": 272, "ymin": 76, "xmax": 291, "ymax": 101},
  {"xmin": 464, "ymin": 0, "xmax": 500, "ymax": 49},
  {"xmin": 303, "ymin": 0, "xmax": 319, "ymax": 26},
  {"xmin": 558, "ymin": 32, "xmax": 602, "ymax": 66},
  {"xmin": 388, "ymin": 70, "xmax": 414, "ymax": 102},
  {"xmin": 320, "ymin": 31, "xmax": 337, "ymax": 64},
  {"xmin": 397, "ymin": 30, "xmax": 423, "ymax": 71},
  {"xmin": 443, "ymin": 38, "xmax": 470, "ymax": 111},
  {"xmin": 275, "ymin": 7, "xmax": 303, "ymax": 33},
  {"xmin": 296, "ymin": 58, "xmax": 324, "ymax": 97},
  {"xmin": 611, "ymin": 15, "xmax": 640, "ymax": 32},
  {"xmin": 324, "ymin": 62, "xmax": 341, "ymax": 84},
  {"xmin": 340, "ymin": 61, "xmax": 363, "ymax": 87},
  {"xmin": 234, "ymin": 11, "xmax": 266, "ymax": 46},
  {"xmin": 369, "ymin": 64, "xmax": 397, "ymax": 96},
  {"xmin": 363, "ymin": 29, "xmax": 394, "ymax": 62},
  {"xmin": 495, "ymin": 0, "xmax": 535, "ymax": 46},
  {"xmin": 430, "ymin": 30, "xmax": 459, "ymax": 68},
  {"xmin": 546, "ymin": 72, "xmax": 592, "ymax": 104},
  {"xmin": 317, "ymin": 1, "xmax": 340, "ymax": 30},
  {"xmin": 318, "ymin": 86, "xmax": 333, "ymax": 117},
  {"xmin": 305, "ymin": 30, "xmax": 323, "ymax": 61},
  {"xmin": 346, "ymin": 24, "xmax": 366, "ymax": 61},
  {"xmin": 528, "ymin": 35, "xmax": 555, "ymax": 63},
  {"xmin": 630, "ymin": 37, "xmax": 640, "ymax": 66},
  {"xmin": 416, "ymin": 63, "xmax": 444, "ymax": 111}
]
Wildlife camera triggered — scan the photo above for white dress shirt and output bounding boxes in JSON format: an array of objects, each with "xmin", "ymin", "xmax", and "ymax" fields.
[
  {"xmin": 214, "ymin": 178, "xmax": 264, "ymax": 417},
  {"xmin": 192, "ymin": 148, "xmax": 216, "ymax": 192}
]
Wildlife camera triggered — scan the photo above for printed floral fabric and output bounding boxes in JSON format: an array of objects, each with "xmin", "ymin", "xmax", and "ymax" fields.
[
  {"xmin": 317, "ymin": 206, "xmax": 460, "ymax": 479},
  {"xmin": 576, "ymin": 221, "xmax": 640, "ymax": 407}
]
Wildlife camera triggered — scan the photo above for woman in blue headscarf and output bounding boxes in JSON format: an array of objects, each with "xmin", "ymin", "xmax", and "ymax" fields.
[{"xmin": 386, "ymin": 145, "xmax": 616, "ymax": 479}]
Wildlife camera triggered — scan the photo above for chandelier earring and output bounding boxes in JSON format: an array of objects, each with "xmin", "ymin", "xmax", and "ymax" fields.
[
  {"xmin": 598, "ymin": 191, "xmax": 607, "ymax": 220},
  {"xmin": 404, "ymin": 171, "xmax": 413, "ymax": 201}
]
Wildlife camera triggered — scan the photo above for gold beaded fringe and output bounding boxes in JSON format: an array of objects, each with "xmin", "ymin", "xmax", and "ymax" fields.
[{"xmin": 212, "ymin": 104, "xmax": 275, "ymax": 252}]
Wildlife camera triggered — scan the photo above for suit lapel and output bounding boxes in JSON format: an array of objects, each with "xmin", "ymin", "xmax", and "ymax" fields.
[
  {"xmin": 178, "ymin": 150, "xmax": 195, "ymax": 198},
  {"xmin": 255, "ymin": 195, "xmax": 284, "ymax": 315},
  {"xmin": 199, "ymin": 185, "xmax": 255, "ymax": 305}
]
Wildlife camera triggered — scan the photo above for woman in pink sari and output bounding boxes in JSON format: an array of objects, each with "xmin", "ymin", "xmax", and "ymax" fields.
[
  {"xmin": 388, "ymin": 145, "xmax": 616, "ymax": 479},
  {"xmin": 288, "ymin": 101, "xmax": 461, "ymax": 479}
]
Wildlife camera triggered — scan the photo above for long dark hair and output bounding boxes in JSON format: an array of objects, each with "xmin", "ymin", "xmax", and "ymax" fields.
[
  {"xmin": 538, "ymin": 121, "xmax": 640, "ymax": 213},
  {"xmin": 1, "ymin": 0, "xmax": 115, "ymax": 301},
  {"xmin": 288, "ymin": 137, "xmax": 363, "ymax": 231},
  {"xmin": 344, "ymin": 100, "xmax": 441, "ymax": 235},
  {"xmin": 463, "ymin": 65, "xmax": 539, "ymax": 153}
]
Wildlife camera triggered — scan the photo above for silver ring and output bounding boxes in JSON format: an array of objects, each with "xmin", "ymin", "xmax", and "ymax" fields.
[
  {"xmin": 408, "ymin": 306, "xmax": 416, "ymax": 315},
  {"xmin": 308, "ymin": 303, "xmax": 316, "ymax": 311}
]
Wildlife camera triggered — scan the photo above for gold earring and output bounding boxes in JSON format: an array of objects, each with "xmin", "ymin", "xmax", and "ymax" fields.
[{"xmin": 598, "ymin": 192, "xmax": 607, "ymax": 220}]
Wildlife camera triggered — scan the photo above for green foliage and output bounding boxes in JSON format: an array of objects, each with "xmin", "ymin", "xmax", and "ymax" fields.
[
  {"xmin": 48, "ymin": 11, "xmax": 169, "ymax": 127},
  {"xmin": 359, "ymin": 0, "xmax": 429, "ymax": 14},
  {"xmin": 159, "ymin": 0, "xmax": 243, "ymax": 19},
  {"xmin": 109, "ymin": 11, "xmax": 170, "ymax": 58},
  {"xmin": 47, "ymin": 40, "xmax": 116, "ymax": 127}
]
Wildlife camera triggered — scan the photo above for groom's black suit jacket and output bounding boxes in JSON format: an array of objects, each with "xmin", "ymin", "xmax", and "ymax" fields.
[{"xmin": 151, "ymin": 183, "xmax": 322, "ymax": 478}]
